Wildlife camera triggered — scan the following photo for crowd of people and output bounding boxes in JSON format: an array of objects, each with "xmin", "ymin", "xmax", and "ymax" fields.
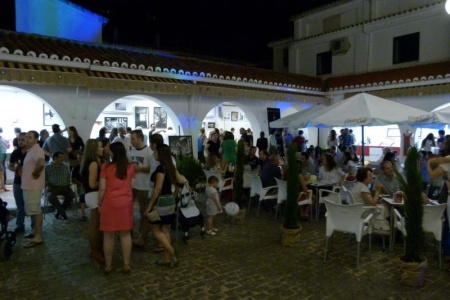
[{"xmin": 3, "ymin": 121, "xmax": 450, "ymax": 272}]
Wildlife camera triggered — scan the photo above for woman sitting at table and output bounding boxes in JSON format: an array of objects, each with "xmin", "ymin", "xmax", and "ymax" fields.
[
  {"xmin": 297, "ymin": 171, "xmax": 314, "ymax": 220},
  {"xmin": 352, "ymin": 167, "xmax": 383, "ymax": 206},
  {"xmin": 352, "ymin": 167, "xmax": 390, "ymax": 230},
  {"xmin": 342, "ymin": 151, "xmax": 357, "ymax": 180},
  {"xmin": 318, "ymin": 154, "xmax": 346, "ymax": 185}
]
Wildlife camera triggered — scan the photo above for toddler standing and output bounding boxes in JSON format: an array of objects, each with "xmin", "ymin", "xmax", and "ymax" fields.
[{"xmin": 205, "ymin": 176, "xmax": 222, "ymax": 236}]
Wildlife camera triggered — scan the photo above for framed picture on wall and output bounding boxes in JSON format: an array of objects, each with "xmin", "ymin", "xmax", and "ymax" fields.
[
  {"xmin": 208, "ymin": 122, "xmax": 215, "ymax": 129},
  {"xmin": 231, "ymin": 111, "xmax": 238, "ymax": 122},
  {"xmin": 115, "ymin": 103, "xmax": 127, "ymax": 111},
  {"xmin": 169, "ymin": 136, "xmax": 193, "ymax": 159},
  {"xmin": 104, "ymin": 117, "xmax": 128, "ymax": 132},
  {"xmin": 154, "ymin": 107, "xmax": 167, "ymax": 129},
  {"xmin": 135, "ymin": 106, "xmax": 149, "ymax": 128},
  {"xmin": 43, "ymin": 103, "xmax": 55, "ymax": 126}
]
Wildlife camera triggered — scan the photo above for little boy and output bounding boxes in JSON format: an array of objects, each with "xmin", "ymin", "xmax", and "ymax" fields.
[{"xmin": 205, "ymin": 176, "xmax": 222, "ymax": 236}]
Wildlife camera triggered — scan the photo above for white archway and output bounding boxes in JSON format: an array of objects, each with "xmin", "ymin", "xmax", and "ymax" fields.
[{"xmin": 0, "ymin": 84, "xmax": 65, "ymax": 148}]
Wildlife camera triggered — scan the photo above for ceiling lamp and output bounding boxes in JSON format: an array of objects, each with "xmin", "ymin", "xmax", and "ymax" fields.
[{"xmin": 446, "ymin": 0, "xmax": 450, "ymax": 14}]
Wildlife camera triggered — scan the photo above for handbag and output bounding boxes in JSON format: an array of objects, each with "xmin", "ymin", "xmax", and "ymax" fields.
[{"xmin": 147, "ymin": 209, "xmax": 160, "ymax": 222}]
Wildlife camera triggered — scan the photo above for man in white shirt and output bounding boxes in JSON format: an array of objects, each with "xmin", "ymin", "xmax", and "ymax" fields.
[
  {"xmin": 129, "ymin": 130, "xmax": 152, "ymax": 247},
  {"xmin": 112, "ymin": 126, "xmax": 132, "ymax": 153}
]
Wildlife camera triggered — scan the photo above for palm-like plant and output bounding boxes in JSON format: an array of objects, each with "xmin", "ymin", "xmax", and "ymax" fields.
[
  {"xmin": 394, "ymin": 146, "xmax": 423, "ymax": 262},
  {"xmin": 233, "ymin": 140, "xmax": 245, "ymax": 208},
  {"xmin": 283, "ymin": 143, "xmax": 300, "ymax": 229}
]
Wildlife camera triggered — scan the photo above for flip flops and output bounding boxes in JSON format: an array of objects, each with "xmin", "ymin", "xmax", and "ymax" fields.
[{"xmin": 23, "ymin": 240, "xmax": 43, "ymax": 248}]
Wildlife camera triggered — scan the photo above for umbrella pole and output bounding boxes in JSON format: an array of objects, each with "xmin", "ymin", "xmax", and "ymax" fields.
[{"xmin": 361, "ymin": 125, "xmax": 365, "ymax": 164}]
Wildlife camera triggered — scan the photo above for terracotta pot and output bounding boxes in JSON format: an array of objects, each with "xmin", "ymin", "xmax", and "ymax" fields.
[
  {"xmin": 230, "ymin": 209, "xmax": 246, "ymax": 225},
  {"xmin": 397, "ymin": 255, "xmax": 428, "ymax": 287},
  {"xmin": 280, "ymin": 225, "xmax": 302, "ymax": 247}
]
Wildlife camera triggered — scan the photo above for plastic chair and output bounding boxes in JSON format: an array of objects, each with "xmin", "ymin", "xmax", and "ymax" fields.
[
  {"xmin": 298, "ymin": 190, "xmax": 313, "ymax": 221},
  {"xmin": 324, "ymin": 200, "xmax": 374, "ymax": 268},
  {"xmin": 395, "ymin": 204, "xmax": 447, "ymax": 268},
  {"xmin": 317, "ymin": 186, "xmax": 341, "ymax": 219},
  {"xmin": 247, "ymin": 175, "xmax": 277, "ymax": 216},
  {"xmin": 274, "ymin": 178, "xmax": 287, "ymax": 220}
]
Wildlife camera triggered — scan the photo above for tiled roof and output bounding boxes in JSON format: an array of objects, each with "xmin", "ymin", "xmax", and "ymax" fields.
[
  {"xmin": 325, "ymin": 61, "xmax": 450, "ymax": 91},
  {"xmin": 0, "ymin": 30, "xmax": 322, "ymax": 92}
]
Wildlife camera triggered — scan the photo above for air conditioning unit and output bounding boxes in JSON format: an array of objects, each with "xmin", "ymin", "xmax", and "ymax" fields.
[{"xmin": 330, "ymin": 38, "xmax": 350, "ymax": 55}]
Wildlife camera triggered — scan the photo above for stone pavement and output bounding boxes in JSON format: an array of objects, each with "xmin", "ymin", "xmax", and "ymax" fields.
[{"xmin": 1, "ymin": 187, "xmax": 450, "ymax": 300}]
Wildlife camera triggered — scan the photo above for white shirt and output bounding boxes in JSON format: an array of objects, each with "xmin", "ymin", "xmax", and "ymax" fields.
[
  {"xmin": 318, "ymin": 166, "xmax": 345, "ymax": 184},
  {"xmin": 129, "ymin": 146, "xmax": 152, "ymax": 191},
  {"xmin": 161, "ymin": 128, "xmax": 175, "ymax": 145}
]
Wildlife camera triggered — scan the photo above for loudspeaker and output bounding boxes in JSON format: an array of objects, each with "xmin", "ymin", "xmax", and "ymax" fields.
[{"xmin": 267, "ymin": 108, "xmax": 280, "ymax": 135}]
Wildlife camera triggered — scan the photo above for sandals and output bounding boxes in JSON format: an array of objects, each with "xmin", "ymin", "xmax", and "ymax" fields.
[{"xmin": 206, "ymin": 230, "xmax": 216, "ymax": 236}]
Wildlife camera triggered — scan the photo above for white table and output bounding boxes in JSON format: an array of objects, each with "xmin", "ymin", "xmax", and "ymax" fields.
[{"xmin": 381, "ymin": 197, "xmax": 404, "ymax": 251}]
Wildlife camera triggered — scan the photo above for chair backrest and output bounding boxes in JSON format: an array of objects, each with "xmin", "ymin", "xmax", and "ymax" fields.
[
  {"xmin": 324, "ymin": 200, "xmax": 364, "ymax": 234},
  {"xmin": 299, "ymin": 190, "xmax": 313, "ymax": 205},
  {"xmin": 244, "ymin": 170, "xmax": 259, "ymax": 189},
  {"xmin": 340, "ymin": 185, "xmax": 356, "ymax": 205},
  {"xmin": 393, "ymin": 208, "xmax": 406, "ymax": 236},
  {"xmin": 423, "ymin": 203, "xmax": 447, "ymax": 240},
  {"xmin": 222, "ymin": 177, "xmax": 233, "ymax": 191},
  {"xmin": 249, "ymin": 175, "xmax": 262, "ymax": 197},
  {"xmin": 275, "ymin": 178, "xmax": 287, "ymax": 204},
  {"xmin": 204, "ymin": 169, "xmax": 223, "ymax": 191}
]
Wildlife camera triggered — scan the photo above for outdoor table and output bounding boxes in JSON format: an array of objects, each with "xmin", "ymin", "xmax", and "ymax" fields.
[
  {"xmin": 307, "ymin": 180, "xmax": 335, "ymax": 220},
  {"xmin": 381, "ymin": 196, "xmax": 404, "ymax": 251}
]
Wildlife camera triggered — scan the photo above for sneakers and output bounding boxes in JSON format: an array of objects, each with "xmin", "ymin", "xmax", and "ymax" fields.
[
  {"xmin": 55, "ymin": 212, "xmax": 68, "ymax": 220},
  {"xmin": 206, "ymin": 230, "xmax": 216, "ymax": 236}
]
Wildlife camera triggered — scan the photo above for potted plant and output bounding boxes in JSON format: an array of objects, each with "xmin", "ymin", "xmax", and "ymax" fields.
[
  {"xmin": 230, "ymin": 140, "xmax": 246, "ymax": 224},
  {"xmin": 281, "ymin": 143, "xmax": 301, "ymax": 246},
  {"xmin": 176, "ymin": 156, "xmax": 206, "ymax": 190},
  {"xmin": 394, "ymin": 146, "xmax": 427, "ymax": 286}
]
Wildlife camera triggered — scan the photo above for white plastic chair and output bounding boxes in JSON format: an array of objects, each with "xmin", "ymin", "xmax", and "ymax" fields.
[
  {"xmin": 298, "ymin": 190, "xmax": 313, "ymax": 221},
  {"xmin": 395, "ymin": 204, "xmax": 447, "ymax": 268},
  {"xmin": 247, "ymin": 175, "xmax": 277, "ymax": 216},
  {"xmin": 274, "ymin": 178, "xmax": 287, "ymax": 220},
  {"xmin": 317, "ymin": 186, "xmax": 341, "ymax": 219},
  {"xmin": 324, "ymin": 200, "xmax": 374, "ymax": 268}
]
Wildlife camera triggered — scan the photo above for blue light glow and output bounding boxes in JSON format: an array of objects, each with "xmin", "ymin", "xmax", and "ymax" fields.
[{"xmin": 15, "ymin": 0, "xmax": 107, "ymax": 43}]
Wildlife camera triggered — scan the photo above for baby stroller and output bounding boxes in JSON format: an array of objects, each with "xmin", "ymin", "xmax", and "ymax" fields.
[
  {"xmin": 176, "ymin": 182, "xmax": 205, "ymax": 244},
  {"xmin": 0, "ymin": 197, "xmax": 16, "ymax": 261}
]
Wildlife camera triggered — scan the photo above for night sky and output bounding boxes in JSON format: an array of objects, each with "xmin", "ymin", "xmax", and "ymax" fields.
[{"xmin": 73, "ymin": 0, "xmax": 335, "ymax": 67}]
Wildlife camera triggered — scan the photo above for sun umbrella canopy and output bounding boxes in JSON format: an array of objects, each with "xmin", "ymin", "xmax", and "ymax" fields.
[
  {"xmin": 431, "ymin": 103, "xmax": 450, "ymax": 125},
  {"xmin": 311, "ymin": 93, "xmax": 433, "ymax": 128},
  {"xmin": 269, "ymin": 105, "xmax": 327, "ymax": 128}
]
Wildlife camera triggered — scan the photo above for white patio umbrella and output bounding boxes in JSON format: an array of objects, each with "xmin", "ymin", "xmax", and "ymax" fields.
[
  {"xmin": 269, "ymin": 105, "xmax": 327, "ymax": 128},
  {"xmin": 311, "ymin": 93, "xmax": 433, "ymax": 162},
  {"xmin": 430, "ymin": 103, "xmax": 450, "ymax": 127}
]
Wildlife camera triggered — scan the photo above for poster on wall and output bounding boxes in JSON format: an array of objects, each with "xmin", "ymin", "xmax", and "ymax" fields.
[
  {"xmin": 154, "ymin": 107, "xmax": 167, "ymax": 129},
  {"xmin": 135, "ymin": 107, "xmax": 149, "ymax": 128},
  {"xmin": 104, "ymin": 117, "xmax": 128, "ymax": 132},
  {"xmin": 207, "ymin": 122, "xmax": 215, "ymax": 129},
  {"xmin": 169, "ymin": 136, "xmax": 193, "ymax": 159},
  {"xmin": 231, "ymin": 111, "xmax": 238, "ymax": 122},
  {"xmin": 43, "ymin": 103, "xmax": 56, "ymax": 126}
]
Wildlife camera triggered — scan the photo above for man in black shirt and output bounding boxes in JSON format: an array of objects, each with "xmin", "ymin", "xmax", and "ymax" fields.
[
  {"xmin": 245, "ymin": 146, "xmax": 260, "ymax": 170},
  {"xmin": 8, "ymin": 132, "xmax": 33, "ymax": 233}
]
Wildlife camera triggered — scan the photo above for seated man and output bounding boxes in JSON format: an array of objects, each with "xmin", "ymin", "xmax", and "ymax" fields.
[
  {"xmin": 372, "ymin": 161, "xmax": 400, "ymax": 196},
  {"xmin": 259, "ymin": 149, "xmax": 269, "ymax": 170},
  {"xmin": 45, "ymin": 151, "xmax": 74, "ymax": 220},
  {"xmin": 299, "ymin": 151, "xmax": 316, "ymax": 176},
  {"xmin": 260, "ymin": 154, "xmax": 282, "ymax": 212},
  {"xmin": 245, "ymin": 146, "xmax": 260, "ymax": 170}
]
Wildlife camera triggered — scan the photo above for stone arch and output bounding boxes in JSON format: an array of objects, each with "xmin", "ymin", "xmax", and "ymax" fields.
[
  {"xmin": 0, "ymin": 85, "xmax": 66, "ymax": 138},
  {"xmin": 90, "ymin": 94, "xmax": 183, "ymax": 140}
]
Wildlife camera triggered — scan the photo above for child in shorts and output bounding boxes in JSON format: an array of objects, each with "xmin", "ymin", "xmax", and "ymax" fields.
[{"xmin": 205, "ymin": 176, "xmax": 222, "ymax": 236}]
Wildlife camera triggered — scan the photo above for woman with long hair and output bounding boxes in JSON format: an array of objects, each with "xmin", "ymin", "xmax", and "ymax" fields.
[
  {"xmin": 99, "ymin": 138, "xmax": 111, "ymax": 163},
  {"xmin": 68, "ymin": 126, "xmax": 85, "ymax": 171},
  {"xmin": 98, "ymin": 142, "xmax": 135, "ymax": 274},
  {"xmin": 206, "ymin": 132, "xmax": 220, "ymax": 170},
  {"xmin": 327, "ymin": 130, "xmax": 338, "ymax": 148},
  {"xmin": 318, "ymin": 154, "xmax": 345, "ymax": 185},
  {"xmin": 81, "ymin": 139, "xmax": 104, "ymax": 265},
  {"xmin": 421, "ymin": 133, "xmax": 436, "ymax": 155},
  {"xmin": 144, "ymin": 144, "xmax": 182, "ymax": 267},
  {"xmin": 219, "ymin": 131, "xmax": 237, "ymax": 172}
]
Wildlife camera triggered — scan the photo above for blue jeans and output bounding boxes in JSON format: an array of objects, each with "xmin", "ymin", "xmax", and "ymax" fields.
[{"xmin": 13, "ymin": 184, "xmax": 34, "ymax": 230}]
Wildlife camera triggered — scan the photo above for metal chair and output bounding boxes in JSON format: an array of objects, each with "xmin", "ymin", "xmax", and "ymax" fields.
[{"xmin": 324, "ymin": 200, "xmax": 374, "ymax": 268}]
